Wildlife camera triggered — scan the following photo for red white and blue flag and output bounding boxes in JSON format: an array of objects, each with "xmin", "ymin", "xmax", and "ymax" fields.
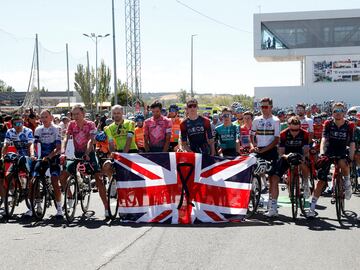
[{"xmin": 113, "ymin": 152, "xmax": 256, "ymax": 224}]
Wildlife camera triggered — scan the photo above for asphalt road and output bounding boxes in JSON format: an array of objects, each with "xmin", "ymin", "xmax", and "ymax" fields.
[{"xmin": 1, "ymin": 187, "xmax": 360, "ymax": 270}]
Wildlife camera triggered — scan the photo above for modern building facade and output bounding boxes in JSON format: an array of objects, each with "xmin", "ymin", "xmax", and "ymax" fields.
[{"xmin": 254, "ymin": 9, "xmax": 360, "ymax": 108}]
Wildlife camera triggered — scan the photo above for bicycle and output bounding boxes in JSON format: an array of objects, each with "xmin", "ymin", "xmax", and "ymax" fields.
[
  {"xmin": 329, "ymin": 156, "xmax": 348, "ymax": 225},
  {"xmin": 246, "ymin": 154, "xmax": 272, "ymax": 218},
  {"xmin": 63, "ymin": 158, "xmax": 94, "ymax": 223},
  {"xmin": 3, "ymin": 153, "xmax": 31, "ymax": 218},
  {"xmin": 29, "ymin": 158, "xmax": 59, "ymax": 220},
  {"xmin": 286, "ymin": 153, "xmax": 307, "ymax": 220}
]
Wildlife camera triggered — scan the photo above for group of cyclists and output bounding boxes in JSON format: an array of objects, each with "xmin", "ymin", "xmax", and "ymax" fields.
[{"xmin": 0, "ymin": 96, "xmax": 359, "ymax": 222}]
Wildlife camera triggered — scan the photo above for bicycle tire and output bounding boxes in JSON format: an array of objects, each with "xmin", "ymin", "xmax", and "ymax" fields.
[
  {"xmin": 299, "ymin": 176, "xmax": 306, "ymax": 217},
  {"xmin": 107, "ymin": 177, "xmax": 119, "ymax": 220},
  {"xmin": 80, "ymin": 176, "xmax": 91, "ymax": 213},
  {"xmin": 4, "ymin": 176, "xmax": 18, "ymax": 218},
  {"xmin": 64, "ymin": 177, "xmax": 78, "ymax": 223},
  {"xmin": 334, "ymin": 174, "xmax": 344, "ymax": 225},
  {"xmin": 30, "ymin": 177, "xmax": 48, "ymax": 220},
  {"xmin": 246, "ymin": 175, "xmax": 261, "ymax": 219},
  {"xmin": 290, "ymin": 168, "xmax": 299, "ymax": 220}
]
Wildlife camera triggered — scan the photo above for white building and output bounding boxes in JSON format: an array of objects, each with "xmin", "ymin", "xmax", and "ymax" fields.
[{"xmin": 254, "ymin": 9, "xmax": 360, "ymax": 108}]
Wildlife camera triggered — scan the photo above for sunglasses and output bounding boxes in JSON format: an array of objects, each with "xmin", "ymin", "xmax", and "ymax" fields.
[
  {"xmin": 187, "ymin": 104, "xmax": 197, "ymax": 108},
  {"xmin": 261, "ymin": 105, "xmax": 270, "ymax": 109},
  {"xmin": 222, "ymin": 114, "xmax": 231, "ymax": 118},
  {"xmin": 333, "ymin": 109, "xmax": 345, "ymax": 113},
  {"xmin": 14, "ymin": 122, "xmax": 23, "ymax": 127},
  {"xmin": 169, "ymin": 108, "xmax": 178, "ymax": 112}
]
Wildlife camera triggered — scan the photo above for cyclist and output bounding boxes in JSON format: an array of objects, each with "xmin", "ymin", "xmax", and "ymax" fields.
[
  {"xmin": 33, "ymin": 110, "xmax": 63, "ymax": 217},
  {"xmin": 59, "ymin": 105, "xmax": 109, "ymax": 218},
  {"xmin": 250, "ymin": 97, "xmax": 280, "ymax": 217},
  {"xmin": 144, "ymin": 100, "xmax": 172, "ymax": 152},
  {"xmin": 296, "ymin": 103, "xmax": 313, "ymax": 143},
  {"xmin": 215, "ymin": 107, "xmax": 240, "ymax": 157},
  {"xmin": 232, "ymin": 106, "xmax": 245, "ymax": 127},
  {"xmin": 313, "ymin": 114, "xmax": 323, "ymax": 141},
  {"xmin": 134, "ymin": 113, "xmax": 145, "ymax": 152},
  {"xmin": 168, "ymin": 104, "xmax": 182, "ymax": 152},
  {"xmin": 239, "ymin": 111, "xmax": 253, "ymax": 153},
  {"xmin": 308, "ymin": 102, "xmax": 355, "ymax": 217},
  {"xmin": 1, "ymin": 114, "xmax": 36, "ymax": 217},
  {"xmin": 179, "ymin": 99, "xmax": 215, "ymax": 155},
  {"xmin": 273, "ymin": 116, "xmax": 311, "ymax": 202},
  {"xmin": 278, "ymin": 110, "xmax": 287, "ymax": 131}
]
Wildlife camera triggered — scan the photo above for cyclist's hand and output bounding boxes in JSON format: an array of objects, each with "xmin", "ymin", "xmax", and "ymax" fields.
[
  {"xmin": 30, "ymin": 155, "xmax": 37, "ymax": 161},
  {"xmin": 60, "ymin": 154, "xmax": 66, "ymax": 165}
]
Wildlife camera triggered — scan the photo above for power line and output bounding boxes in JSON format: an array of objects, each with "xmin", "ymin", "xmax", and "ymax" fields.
[{"xmin": 175, "ymin": 0, "xmax": 252, "ymax": 34}]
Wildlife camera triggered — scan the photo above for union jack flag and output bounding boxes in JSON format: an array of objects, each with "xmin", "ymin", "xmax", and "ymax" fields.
[{"xmin": 113, "ymin": 152, "xmax": 256, "ymax": 224}]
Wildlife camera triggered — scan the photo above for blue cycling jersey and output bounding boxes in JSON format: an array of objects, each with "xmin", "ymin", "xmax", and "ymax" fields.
[
  {"xmin": 4, "ymin": 127, "xmax": 34, "ymax": 156},
  {"xmin": 34, "ymin": 124, "xmax": 62, "ymax": 157}
]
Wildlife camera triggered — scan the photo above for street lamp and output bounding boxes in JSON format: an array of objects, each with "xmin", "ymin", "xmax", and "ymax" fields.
[
  {"xmin": 83, "ymin": 33, "xmax": 110, "ymax": 113},
  {"xmin": 191, "ymin": 34, "xmax": 197, "ymax": 98}
]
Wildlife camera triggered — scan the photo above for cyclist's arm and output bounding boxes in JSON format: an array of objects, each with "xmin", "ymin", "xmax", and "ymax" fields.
[
  {"xmin": 28, "ymin": 142, "xmax": 35, "ymax": 157},
  {"xmin": 1, "ymin": 142, "xmax": 9, "ymax": 158},
  {"xmin": 349, "ymin": 142, "xmax": 355, "ymax": 160},
  {"xmin": 143, "ymin": 122, "xmax": 150, "ymax": 152},
  {"xmin": 62, "ymin": 134, "xmax": 68, "ymax": 154},
  {"xmin": 303, "ymin": 145, "xmax": 309, "ymax": 159},
  {"xmin": 319, "ymin": 137, "xmax": 327, "ymax": 156},
  {"xmin": 162, "ymin": 133, "xmax": 171, "ymax": 152},
  {"xmin": 123, "ymin": 134, "xmax": 133, "ymax": 153}
]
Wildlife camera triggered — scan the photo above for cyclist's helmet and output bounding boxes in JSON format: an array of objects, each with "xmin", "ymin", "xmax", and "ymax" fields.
[
  {"xmin": 231, "ymin": 102, "xmax": 240, "ymax": 110},
  {"xmin": 348, "ymin": 116, "xmax": 358, "ymax": 123},
  {"xmin": 95, "ymin": 131, "xmax": 107, "ymax": 142},
  {"xmin": 134, "ymin": 112, "xmax": 145, "ymax": 122},
  {"xmin": 234, "ymin": 106, "xmax": 245, "ymax": 114},
  {"xmin": 169, "ymin": 104, "xmax": 179, "ymax": 112}
]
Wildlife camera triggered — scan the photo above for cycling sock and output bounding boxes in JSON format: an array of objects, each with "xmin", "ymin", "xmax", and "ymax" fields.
[
  {"xmin": 344, "ymin": 175, "xmax": 351, "ymax": 187},
  {"xmin": 310, "ymin": 197, "xmax": 318, "ymax": 211},
  {"xmin": 267, "ymin": 198, "xmax": 272, "ymax": 210},
  {"xmin": 56, "ymin": 201, "xmax": 62, "ymax": 210},
  {"xmin": 271, "ymin": 199, "xmax": 277, "ymax": 210}
]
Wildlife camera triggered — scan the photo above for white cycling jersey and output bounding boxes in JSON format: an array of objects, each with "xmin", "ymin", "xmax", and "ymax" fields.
[
  {"xmin": 251, "ymin": 115, "xmax": 280, "ymax": 148},
  {"xmin": 300, "ymin": 117, "xmax": 314, "ymax": 133}
]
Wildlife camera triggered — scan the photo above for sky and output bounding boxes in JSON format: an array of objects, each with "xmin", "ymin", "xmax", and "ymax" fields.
[{"xmin": 1, "ymin": 0, "xmax": 360, "ymax": 96}]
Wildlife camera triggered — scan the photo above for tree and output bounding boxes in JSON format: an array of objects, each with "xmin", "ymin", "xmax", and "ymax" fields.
[
  {"xmin": 233, "ymin": 94, "xmax": 254, "ymax": 110},
  {"xmin": 112, "ymin": 79, "xmax": 134, "ymax": 106},
  {"xmin": 74, "ymin": 64, "xmax": 94, "ymax": 109},
  {"xmin": 0, "ymin": 80, "xmax": 15, "ymax": 92},
  {"xmin": 98, "ymin": 60, "xmax": 111, "ymax": 103},
  {"xmin": 177, "ymin": 89, "xmax": 188, "ymax": 103}
]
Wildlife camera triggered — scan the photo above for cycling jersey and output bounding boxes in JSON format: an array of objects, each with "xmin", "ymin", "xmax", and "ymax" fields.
[
  {"xmin": 323, "ymin": 119, "xmax": 355, "ymax": 156},
  {"xmin": 240, "ymin": 125, "xmax": 251, "ymax": 148},
  {"xmin": 170, "ymin": 117, "xmax": 182, "ymax": 143},
  {"xmin": 144, "ymin": 116, "xmax": 172, "ymax": 149},
  {"xmin": 300, "ymin": 117, "xmax": 314, "ymax": 133},
  {"xmin": 67, "ymin": 120, "xmax": 97, "ymax": 153},
  {"xmin": 105, "ymin": 120, "xmax": 137, "ymax": 151},
  {"xmin": 215, "ymin": 124, "xmax": 239, "ymax": 150},
  {"xmin": 4, "ymin": 127, "xmax": 34, "ymax": 156},
  {"xmin": 313, "ymin": 124, "xmax": 323, "ymax": 140},
  {"xmin": 134, "ymin": 126, "xmax": 145, "ymax": 149},
  {"xmin": 251, "ymin": 115, "xmax": 280, "ymax": 148},
  {"xmin": 279, "ymin": 128, "xmax": 309, "ymax": 155},
  {"xmin": 180, "ymin": 116, "xmax": 213, "ymax": 153},
  {"xmin": 0, "ymin": 123, "xmax": 7, "ymax": 148},
  {"xmin": 280, "ymin": 122, "xmax": 288, "ymax": 131},
  {"xmin": 232, "ymin": 119, "xmax": 243, "ymax": 127},
  {"xmin": 34, "ymin": 124, "xmax": 62, "ymax": 158}
]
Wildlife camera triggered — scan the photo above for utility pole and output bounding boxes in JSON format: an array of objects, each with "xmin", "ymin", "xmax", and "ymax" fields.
[
  {"xmin": 66, "ymin": 43, "xmax": 70, "ymax": 110},
  {"xmin": 191, "ymin": 34, "xmax": 197, "ymax": 98},
  {"xmin": 112, "ymin": 0, "xmax": 118, "ymax": 105},
  {"xmin": 35, "ymin": 33, "xmax": 41, "ymax": 111}
]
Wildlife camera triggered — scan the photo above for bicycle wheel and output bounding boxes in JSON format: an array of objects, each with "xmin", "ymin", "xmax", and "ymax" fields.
[
  {"xmin": 4, "ymin": 176, "xmax": 19, "ymax": 218},
  {"xmin": 290, "ymin": 169, "xmax": 299, "ymax": 220},
  {"xmin": 80, "ymin": 176, "xmax": 91, "ymax": 213},
  {"xmin": 299, "ymin": 176, "xmax": 306, "ymax": 217},
  {"xmin": 30, "ymin": 177, "xmax": 47, "ymax": 220},
  {"xmin": 107, "ymin": 177, "xmax": 119, "ymax": 220},
  {"xmin": 246, "ymin": 175, "xmax": 261, "ymax": 218},
  {"xmin": 334, "ymin": 175, "xmax": 344, "ymax": 225},
  {"xmin": 64, "ymin": 177, "xmax": 78, "ymax": 223}
]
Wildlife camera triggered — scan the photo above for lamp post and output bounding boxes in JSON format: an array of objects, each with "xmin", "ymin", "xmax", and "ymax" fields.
[
  {"xmin": 83, "ymin": 33, "xmax": 110, "ymax": 113},
  {"xmin": 191, "ymin": 34, "xmax": 197, "ymax": 98}
]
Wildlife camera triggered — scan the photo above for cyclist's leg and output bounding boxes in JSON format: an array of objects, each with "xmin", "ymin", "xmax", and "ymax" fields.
[
  {"xmin": 309, "ymin": 159, "xmax": 331, "ymax": 215},
  {"xmin": 338, "ymin": 158, "xmax": 352, "ymax": 199},
  {"xmin": 300, "ymin": 162, "xmax": 311, "ymax": 198},
  {"xmin": 90, "ymin": 152, "xmax": 109, "ymax": 210},
  {"xmin": 49, "ymin": 157, "xmax": 62, "ymax": 214}
]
